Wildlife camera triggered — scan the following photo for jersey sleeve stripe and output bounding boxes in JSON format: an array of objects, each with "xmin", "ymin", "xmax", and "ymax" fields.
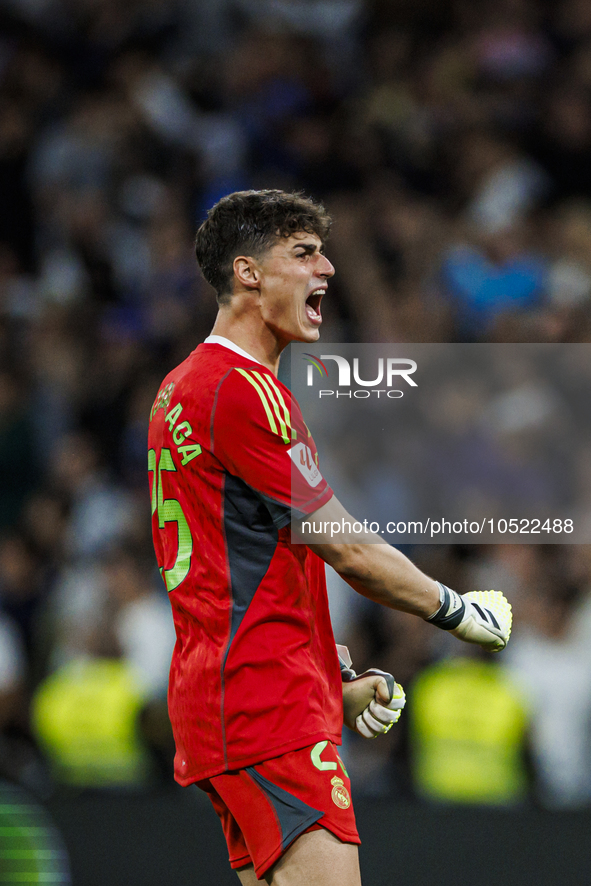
[
  {"xmin": 251, "ymin": 371, "xmax": 290, "ymax": 444},
  {"xmin": 235, "ymin": 368, "xmax": 280, "ymax": 437},
  {"xmin": 264, "ymin": 376, "xmax": 297, "ymax": 442}
]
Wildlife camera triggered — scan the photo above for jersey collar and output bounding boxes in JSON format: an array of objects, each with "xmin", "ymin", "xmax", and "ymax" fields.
[{"xmin": 204, "ymin": 335, "xmax": 263, "ymax": 365}]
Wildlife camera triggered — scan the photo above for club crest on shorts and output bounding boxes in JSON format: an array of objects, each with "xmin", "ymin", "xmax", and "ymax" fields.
[{"xmin": 331, "ymin": 776, "xmax": 351, "ymax": 809}]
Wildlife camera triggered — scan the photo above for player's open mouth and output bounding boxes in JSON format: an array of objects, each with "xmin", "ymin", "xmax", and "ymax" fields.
[{"xmin": 305, "ymin": 289, "xmax": 323, "ymax": 325}]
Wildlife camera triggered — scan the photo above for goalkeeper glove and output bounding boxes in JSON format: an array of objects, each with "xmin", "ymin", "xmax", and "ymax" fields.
[
  {"xmin": 427, "ymin": 582, "xmax": 512, "ymax": 652},
  {"xmin": 341, "ymin": 661, "xmax": 406, "ymax": 738}
]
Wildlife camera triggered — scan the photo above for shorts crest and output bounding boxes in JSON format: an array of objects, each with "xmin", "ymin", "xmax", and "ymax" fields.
[{"xmin": 330, "ymin": 776, "xmax": 351, "ymax": 809}]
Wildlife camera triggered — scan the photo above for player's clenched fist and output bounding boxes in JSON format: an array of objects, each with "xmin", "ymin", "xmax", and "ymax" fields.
[
  {"xmin": 342, "ymin": 669, "xmax": 406, "ymax": 739},
  {"xmin": 427, "ymin": 583, "xmax": 513, "ymax": 651}
]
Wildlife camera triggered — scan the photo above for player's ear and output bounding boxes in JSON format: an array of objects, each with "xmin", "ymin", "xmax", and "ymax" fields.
[{"xmin": 233, "ymin": 255, "xmax": 260, "ymax": 291}]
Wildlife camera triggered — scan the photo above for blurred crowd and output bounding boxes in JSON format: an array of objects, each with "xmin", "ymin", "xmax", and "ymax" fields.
[{"xmin": 1, "ymin": 0, "xmax": 591, "ymax": 808}]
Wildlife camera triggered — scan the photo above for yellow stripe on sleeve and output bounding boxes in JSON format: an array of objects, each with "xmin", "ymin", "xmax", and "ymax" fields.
[
  {"xmin": 264, "ymin": 375, "xmax": 297, "ymax": 441},
  {"xmin": 251, "ymin": 371, "xmax": 290, "ymax": 444},
  {"xmin": 235, "ymin": 368, "xmax": 279, "ymax": 436}
]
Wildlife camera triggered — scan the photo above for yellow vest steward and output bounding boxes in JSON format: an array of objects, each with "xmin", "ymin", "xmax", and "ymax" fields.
[{"xmin": 410, "ymin": 656, "xmax": 528, "ymax": 805}]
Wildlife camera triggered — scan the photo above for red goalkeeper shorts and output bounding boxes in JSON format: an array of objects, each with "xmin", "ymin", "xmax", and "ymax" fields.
[{"xmin": 197, "ymin": 740, "xmax": 360, "ymax": 879}]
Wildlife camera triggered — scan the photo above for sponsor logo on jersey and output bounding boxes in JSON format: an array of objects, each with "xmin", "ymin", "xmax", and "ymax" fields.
[
  {"xmin": 331, "ymin": 776, "xmax": 351, "ymax": 809},
  {"xmin": 288, "ymin": 443, "xmax": 322, "ymax": 487}
]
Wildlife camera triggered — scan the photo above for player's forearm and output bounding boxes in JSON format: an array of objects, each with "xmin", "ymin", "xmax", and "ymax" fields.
[
  {"xmin": 297, "ymin": 495, "xmax": 440, "ymax": 617},
  {"xmin": 312, "ymin": 540, "xmax": 440, "ymax": 618},
  {"xmin": 300, "ymin": 500, "xmax": 511, "ymax": 650}
]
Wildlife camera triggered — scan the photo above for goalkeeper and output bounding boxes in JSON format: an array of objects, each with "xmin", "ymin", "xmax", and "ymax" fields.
[{"xmin": 149, "ymin": 189, "xmax": 512, "ymax": 886}]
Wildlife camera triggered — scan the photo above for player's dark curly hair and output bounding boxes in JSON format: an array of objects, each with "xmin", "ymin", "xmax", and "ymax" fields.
[{"xmin": 194, "ymin": 189, "xmax": 332, "ymax": 304}]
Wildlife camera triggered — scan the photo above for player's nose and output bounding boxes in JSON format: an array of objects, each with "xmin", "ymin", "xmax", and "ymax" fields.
[{"xmin": 317, "ymin": 254, "xmax": 335, "ymax": 278}]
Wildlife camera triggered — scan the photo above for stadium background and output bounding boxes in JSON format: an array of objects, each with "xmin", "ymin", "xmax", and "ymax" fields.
[{"xmin": 1, "ymin": 0, "xmax": 591, "ymax": 882}]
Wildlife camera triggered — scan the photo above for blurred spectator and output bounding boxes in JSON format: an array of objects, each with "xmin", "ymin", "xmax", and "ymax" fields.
[
  {"xmin": 48, "ymin": 431, "xmax": 135, "ymax": 559},
  {"xmin": 103, "ymin": 545, "xmax": 175, "ymax": 697},
  {"xmin": 461, "ymin": 133, "xmax": 548, "ymax": 235},
  {"xmin": 504, "ymin": 561, "xmax": 591, "ymax": 808},
  {"xmin": 31, "ymin": 653, "xmax": 151, "ymax": 787},
  {"xmin": 441, "ymin": 224, "xmax": 547, "ymax": 340},
  {"xmin": 546, "ymin": 200, "xmax": 591, "ymax": 311},
  {"xmin": 30, "ymin": 544, "xmax": 173, "ymax": 788},
  {"xmin": 409, "ymin": 652, "xmax": 530, "ymax": 806}
]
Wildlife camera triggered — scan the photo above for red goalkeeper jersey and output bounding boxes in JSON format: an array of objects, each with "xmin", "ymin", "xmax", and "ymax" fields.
[{"xmin": 147, "ymin": 338, "xmax": 340, "ymax": 785}]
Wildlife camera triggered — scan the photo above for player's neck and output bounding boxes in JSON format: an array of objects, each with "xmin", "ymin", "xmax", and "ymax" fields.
[{"xmin": 210, "ymin": 311, "xmax": 284, "ymax": 376}]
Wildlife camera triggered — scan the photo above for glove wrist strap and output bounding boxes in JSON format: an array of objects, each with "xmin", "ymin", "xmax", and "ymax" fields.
[
  {"xmin": 339, "ymin": 656, "xmax": 357, "ymax": 682},
  {"xmin": 427, "ymin": 582, "xmax": 466, "ymax": 630}
]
